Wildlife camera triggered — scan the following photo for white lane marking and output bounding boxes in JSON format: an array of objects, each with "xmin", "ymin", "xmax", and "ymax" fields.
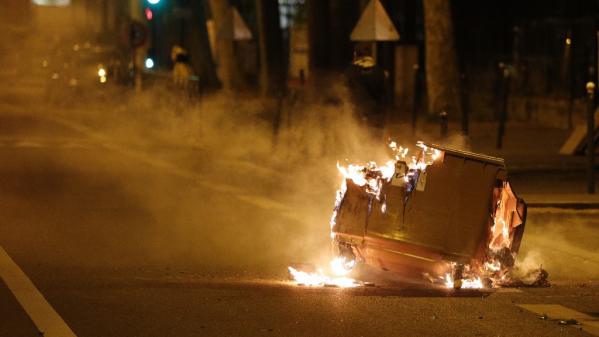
[
  {"xmin": 0, "ymin": 138, "xmax": 92, "ymax": 149},
  {"xmin": 0, "ymin": 246, "xmax": 77, "ymax": 337},
  {"xmin": 518, "ymin": 304, "xmax": 599, "ymax": 336},
  {"xmin": 14, "ymin": 141, "xmax": 44, "ymax": 148}
]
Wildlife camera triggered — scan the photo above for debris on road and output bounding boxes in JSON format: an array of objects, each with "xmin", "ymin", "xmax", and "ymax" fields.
[{"xmin": 503, "ymin": 268, "xmax": 550, "ymax": 288}]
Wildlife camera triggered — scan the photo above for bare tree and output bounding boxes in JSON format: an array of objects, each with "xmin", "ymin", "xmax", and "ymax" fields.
[
  {"xmin": 256, "ymin": 0, "xmax": 285, "ymax": 96},
  {"xmin": 307, "ymin": 0, "xmax": 330, "ymax": 72},
  {"xmin": 423, "ymin": 0, "xmax": 462, "ymax": 118},
  {"xmin": 188, "ymin": 0, "xmax": 219, "ymax": 89}
]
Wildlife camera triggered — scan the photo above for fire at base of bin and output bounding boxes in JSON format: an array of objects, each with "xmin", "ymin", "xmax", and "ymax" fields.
[{"xmin": 287, "ymin": 141, "xmax": 538, "ymax": 290}]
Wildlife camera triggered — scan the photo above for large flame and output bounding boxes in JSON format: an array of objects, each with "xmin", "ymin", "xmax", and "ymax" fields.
[
  {"xmin": 289, "ymin": 141, "xmax": 521, "ymax": 291},
  {"xmin": 444, "ymin": 190, "xmax": 519, "ymax": 290},
  {"xmin": 287, "ymin": 267, "xmax": 359, "ymax": 288},
  {"xmin": 288, "ymin": 257, "xmax": 359, "ymax": 288},
  {"xmin": 289, "ymin": 141, "xmax": 446, "ymax": 288}
]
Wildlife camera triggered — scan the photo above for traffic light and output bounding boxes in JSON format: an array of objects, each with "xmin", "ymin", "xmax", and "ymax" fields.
[
  {"xmin": 144, "ymin": 0, "xmax": 161, "ymax": 69},
  {"xmin": 145, "ymin": 7, "xmax": 153, "ymax": 21}
]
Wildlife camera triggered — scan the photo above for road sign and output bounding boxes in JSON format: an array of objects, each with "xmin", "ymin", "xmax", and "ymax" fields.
[
  {"xmin": 233, "ymin": 7, "xmax": 252, "ymax": 41},
  {"xmin": 350, "ymin": 0, "xmax": 399, "ymax": 41},
  {"xmin": 125, "ymin": 20, "xmax": 148, "ymax": 48}
]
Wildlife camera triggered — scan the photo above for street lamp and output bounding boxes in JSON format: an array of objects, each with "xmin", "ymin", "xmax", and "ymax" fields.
[
  {"xmin": 586, "ymin": 81, "xmax": 596, "ymax": 194},
  {"xmin": 147, "ymin": 0, "xmax": 160, "ymax": 5},
  {"xmin": 145, "ymin": 57, "xmax": 155, "ymax": 69}
]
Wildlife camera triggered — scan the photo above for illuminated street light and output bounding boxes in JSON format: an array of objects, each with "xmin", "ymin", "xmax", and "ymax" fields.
[
  {"xmin": 145, "ymin": 58, "xmax": 155, "ymax": 69},
  {"xmin": 147, "ymin": 0, "xmax": 160, "ymax": 5},
  {"xmin": 566, "ymin": 37, "xmax": 572, "ymax": 45}
]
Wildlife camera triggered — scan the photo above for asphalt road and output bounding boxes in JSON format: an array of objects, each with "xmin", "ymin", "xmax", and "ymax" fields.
[{"xmin": 0, "ymin": 104, "xmax": 599, "ymax": 337}]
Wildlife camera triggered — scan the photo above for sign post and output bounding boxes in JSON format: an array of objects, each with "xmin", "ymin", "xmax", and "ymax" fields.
[
  {"xmin": 350, "ymin": 0, "xmax": 400, "ymax": 59},
  {"xmin": 587, "ymin": 81, "xmax": 596, "ymax": 194},
  {"xmin": 124, "ymin": 20, "xmax": 148, "ymax": 92},
  {"xmin": 350, "ymin": 0, "xmax": 399, "ymax": 135}
]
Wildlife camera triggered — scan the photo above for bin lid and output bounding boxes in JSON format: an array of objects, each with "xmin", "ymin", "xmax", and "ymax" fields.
[{"xmin": 428, "ymin": 144, "xmax": 505, "ymax": 166}]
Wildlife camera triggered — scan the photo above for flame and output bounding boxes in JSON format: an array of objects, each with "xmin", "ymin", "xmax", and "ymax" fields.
[
  {"xmin": 442, "ymin": 167, "xmax": 525, "ymax": 290},
  {"xmin": 444, "ymin": 273, "xmax": 484, "ymax": 289},
  {"xmin": 484, "ymin": 260, "xmax": 501, "ymax": 272},
  {"xmin": 289, "ymin": 141, "xmax": 450, "ymax": 289},
  {"xmin": 326, "ymin": 141, "xmax": 520, "ymax": 290},
  {"xmin": 335, "ymin": 160, "xmax": 396, "ymax": 197},
  {"xmin": 328, "ymin": 179, "xmax": 347, "ymax": 240},
  {"xmin": 461, "ymin": 277, "xmax": 484, "ymax": 289},
  {"xmin": 288, "ymin": 258, "xmax": 358, "ymax": 288},
  {"xmin": 330, "ymin": 257, "xmax": 355, "ymax": 276}
]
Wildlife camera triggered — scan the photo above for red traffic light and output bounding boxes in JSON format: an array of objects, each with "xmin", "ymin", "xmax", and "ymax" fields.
[{"xmin": 145, "ymin": 7, "xmax": 153, "ymax": 21}]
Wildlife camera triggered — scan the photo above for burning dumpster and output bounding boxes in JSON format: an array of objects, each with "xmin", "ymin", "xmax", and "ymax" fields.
[{"xmin": 330, "ymin": 142, "xmax": 526, "ymax": 288}]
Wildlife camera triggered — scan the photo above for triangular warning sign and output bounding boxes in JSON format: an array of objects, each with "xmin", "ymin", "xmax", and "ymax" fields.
[
  {"xmin": 232, "ymin": 7, "xmax": 252, "ymax": 41},
  {"xmin": 350, "ymin": 0, "xmax": 400, "ymax": 41}
]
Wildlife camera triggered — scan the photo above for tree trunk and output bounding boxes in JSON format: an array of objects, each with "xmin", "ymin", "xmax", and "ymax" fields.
[
  {"xmin": 188, "ymin": 1, "xmax": 219, "ymax": 90},
  {"xmin": 207, "ymin": 0, "xmax": 240, "ymax": 91},
  {"xmin": 307, "ymin": 0, "xmax": 329, "ymax": 72},
  {"xmin": 256, "ymin": 0, "xmax": 285, "ymax": 96},
  {"xmin": 423, "ymin": 0, "xmax": 461, "ymax": 118},
  {"xmin": 328, "ymin": 0, "xmax": 359, "ymax": 70}
]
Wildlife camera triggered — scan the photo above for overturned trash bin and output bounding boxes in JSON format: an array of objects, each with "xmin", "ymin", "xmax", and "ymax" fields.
[{"xmin": 332, "ymin": 143, "xmax": 527, "ymax": 288}]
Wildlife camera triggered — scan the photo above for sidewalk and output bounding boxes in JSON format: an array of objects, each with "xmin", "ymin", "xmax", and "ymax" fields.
[
  {"xmin": 389, "ymin": 121, "xmax": 590, "ymax": 170},
  {"xmin": 522, "ymin": 193, "xmax": 599, "ymax": 209}
]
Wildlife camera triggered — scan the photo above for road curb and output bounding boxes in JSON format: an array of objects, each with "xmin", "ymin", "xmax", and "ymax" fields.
[{"xmin": 527, "ymin": 202, "xmax": 599, "ymax": 210}]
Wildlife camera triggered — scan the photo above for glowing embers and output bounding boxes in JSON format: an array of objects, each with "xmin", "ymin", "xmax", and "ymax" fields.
[
  {"xmin": 444, "ymin": 273, "xmax": 483, "ymax": 290},
  {"xmin": 442, "ymin": 246, "xmax": 517, "ymax": 290}
]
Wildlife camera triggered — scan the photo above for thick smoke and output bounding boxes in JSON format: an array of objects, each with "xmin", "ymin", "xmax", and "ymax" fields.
[
  {"xmin": 4, "ymin": 3, "xmax": 596, "ymax": 283},
  {"xmin": 515, "ymin": 210, "xmax": 599, "ymax": 281}
]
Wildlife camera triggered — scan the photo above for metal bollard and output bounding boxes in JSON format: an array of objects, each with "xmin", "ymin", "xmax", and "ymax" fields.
[
  {"xmin": 440, "ymin": 111, "xmax": 448, "ymax": 140},
  {"xmin": 586, "ymin": 81, "xmax": 596, "ymax": 194},
  {"xmin": 299, "ymin": 69, "xmax": 305, "ymax": 86},
  {"xmin": 460, "ymin": 73, "xmax": 469, "ymax": 136},
  {"xmin": 496, "ymin": 65, "xmax": 511, "ymax": 149},
  {"xmin": 412, "ymin": 64, "xmax": 420, "ymax": 135}
]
